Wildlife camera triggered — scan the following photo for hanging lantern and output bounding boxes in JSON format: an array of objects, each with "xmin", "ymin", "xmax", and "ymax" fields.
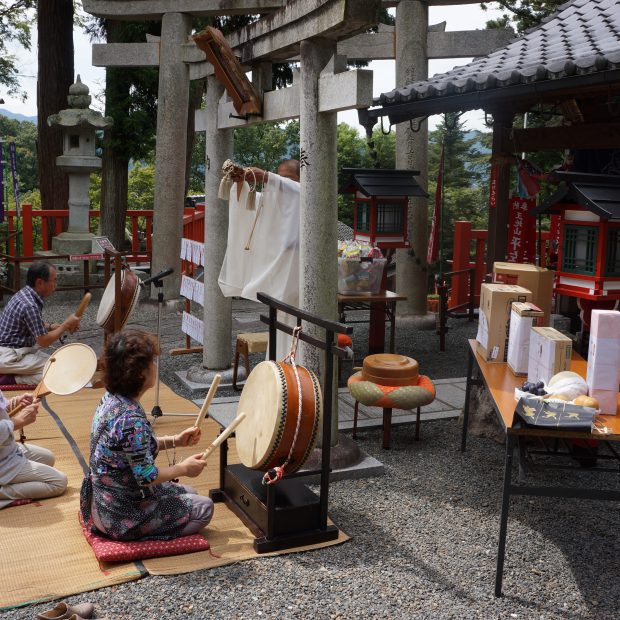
[{"xmin": 340, "ymin": 169, "xmax": 427, "ymax": 249}]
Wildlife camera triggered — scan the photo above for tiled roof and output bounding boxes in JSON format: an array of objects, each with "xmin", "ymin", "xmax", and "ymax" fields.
[
  {"xmin": 378, "ymin": 0, "xmax": 620, "ymax": 108},
  {"xmin": 340, "ymin": 168, "xmax": 428, "ymax": 197},
  {"xmin": 534, "ymin": 172, "xmax": 620, "ymax": 219}
]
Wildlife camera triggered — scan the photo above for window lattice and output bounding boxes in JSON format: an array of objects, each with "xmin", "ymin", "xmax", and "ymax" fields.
[{"xmin": 562, "ymin": 225, "xmax": 598, "ymax": 275}]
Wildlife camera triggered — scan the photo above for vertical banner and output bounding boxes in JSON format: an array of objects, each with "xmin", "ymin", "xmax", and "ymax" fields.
[
  {"xmin": 507, "ymin": 196, "xmax": 536, "ymax": 263},
  {"xmin": 488, "ymin": 164, "xmax": 498, "ymax": 210},
  {"xmin": 427, "ymin": 141, "xmax": 444, "ymax": 265},
  {"xmin": 9, "ymin": 142, "xmax": 20, "ymax": 218},
  {"xmin": 0, "ymin": 142, "xmax": 4, "ymax": 224},
  {"xmin": 548, "ymin": 213, "xmax": 561, "ymax": 270}
]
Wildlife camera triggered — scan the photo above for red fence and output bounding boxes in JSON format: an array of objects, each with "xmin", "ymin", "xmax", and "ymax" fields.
[
  {"xmin": 450, "ymin": 220, "xmax": 551, "ymax": 310},
  {"xmin": 3, "ymin": 204, "xmax": 205, "ymax": 261}
]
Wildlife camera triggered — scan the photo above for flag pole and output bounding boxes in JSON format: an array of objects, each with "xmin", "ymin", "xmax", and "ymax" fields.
[{"xmin": 439, "ymin": 138, "xmax": 445, "ymax": 282}]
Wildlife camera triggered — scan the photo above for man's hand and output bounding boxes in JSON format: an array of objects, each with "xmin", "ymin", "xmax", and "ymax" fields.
[
  {"xmin": 12, "ymin": 401, "xmax": 39, "ymax": 431},
  {"xmin": 64, "ymin": 313, "xmax": 81, "ymax": 334}
]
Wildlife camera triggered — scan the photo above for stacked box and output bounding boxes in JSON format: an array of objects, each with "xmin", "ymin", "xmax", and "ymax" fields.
[
  {"xmin": 586, "ymin": 310, "xmax": 620, "ymax": 415},
  {"xmin": 476, "ymin": 284, "xmax": 532, "ymax": 363},
  {"xmin": 493, "ymin": 262, "xmax": 555, "ymax": 326},
  {"xmin": 527, "ymin": 327, "xmax": 572, "ymax": 386},
  {"xmin": 507, "ymin": 302, "xmax": 544, "ymax": 376}
]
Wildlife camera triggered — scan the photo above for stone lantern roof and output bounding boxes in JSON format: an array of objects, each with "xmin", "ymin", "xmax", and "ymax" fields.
[{"xmin": 47, "ymin": 75, "xmax": 113, "ymax": 129}]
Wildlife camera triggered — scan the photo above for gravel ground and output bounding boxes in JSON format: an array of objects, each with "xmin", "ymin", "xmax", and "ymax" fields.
[{"xmin": 2, "ymin": 297, "xmax": 618, "ymax": 619}]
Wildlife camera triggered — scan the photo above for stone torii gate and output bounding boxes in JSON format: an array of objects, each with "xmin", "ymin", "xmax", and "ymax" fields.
[{"xmin": 85, "ymin": 0, "xmax": 512, "ymax": 377}]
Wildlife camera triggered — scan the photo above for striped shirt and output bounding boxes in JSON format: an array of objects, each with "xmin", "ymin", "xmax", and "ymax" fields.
[{"xmin": 0, "ymin": 286, "xmax": 47, "ymax": 348}]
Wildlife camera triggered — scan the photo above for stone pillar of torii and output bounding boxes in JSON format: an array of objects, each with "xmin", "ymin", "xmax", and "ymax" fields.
[{"xmin": 84, "ymin": 0, "xmax": 514, "ymax": 382}]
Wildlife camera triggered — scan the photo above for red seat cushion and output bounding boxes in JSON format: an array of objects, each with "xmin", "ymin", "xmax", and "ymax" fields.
[{"xmin": 80, "ymin": 516, "xmax": 210, "ymax": 562}]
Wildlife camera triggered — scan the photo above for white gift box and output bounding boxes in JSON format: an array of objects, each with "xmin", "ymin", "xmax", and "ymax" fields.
[
  {"xmin": 527, "ymin": 327, "xmax": 572, "ymax": 386},
  {"xmin": 507, "ymin": 302, "xmax": 544, "ymax": 376},
  {"xmin": 586, "ymin": 310, "xmax": 620, "ymax": 415}
]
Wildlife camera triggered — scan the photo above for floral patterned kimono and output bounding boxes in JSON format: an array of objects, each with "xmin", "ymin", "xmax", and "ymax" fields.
[{"xmin": 80, "ymin": 392, "xmax": 191, "ymax": 540}]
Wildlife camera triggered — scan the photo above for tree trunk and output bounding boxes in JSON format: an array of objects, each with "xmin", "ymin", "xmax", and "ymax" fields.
[
  {"xmin": 100, "ymin": 21, "xmax": 130, "ymax": 252},
  {"xmin": 37, "ymin": 0, "xmax": 73, "ymax": 211}
]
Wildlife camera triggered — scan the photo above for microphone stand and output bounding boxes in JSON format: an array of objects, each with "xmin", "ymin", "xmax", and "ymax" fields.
[{"xmin": 143, "ymin": 268, "xmax": 195, "ymax": 421}]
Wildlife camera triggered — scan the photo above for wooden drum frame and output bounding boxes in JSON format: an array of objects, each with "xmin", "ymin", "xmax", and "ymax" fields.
[{"xmin": 235, "ymin": 360, "xmax": 323, "ymax": 474}]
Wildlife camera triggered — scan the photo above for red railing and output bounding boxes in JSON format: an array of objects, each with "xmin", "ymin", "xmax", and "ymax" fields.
[
  {"xmin": 450, "ymin": 220, "xmax": 551, "ymax": 310},
  {"xmin": 3, "ymin": 203, "xmax": 205, "ymax": 261}
]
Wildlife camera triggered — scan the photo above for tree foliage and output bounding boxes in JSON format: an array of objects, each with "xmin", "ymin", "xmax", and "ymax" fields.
[
  {"xmin": 481, "ymin": 0, "xmax": 565, "ymax": 33},
  {"xmin": 0, "ymin": 115, "xmax": 38, "ymax": 193},
  {"xmin": 0, "ymin": 1, "xmax": 35, "ymax": 97}
]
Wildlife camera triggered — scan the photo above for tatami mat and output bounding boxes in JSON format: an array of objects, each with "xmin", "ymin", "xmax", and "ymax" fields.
[{"xmin": 0, "ymin": 383, "xmax": 347, "ymax": 609}]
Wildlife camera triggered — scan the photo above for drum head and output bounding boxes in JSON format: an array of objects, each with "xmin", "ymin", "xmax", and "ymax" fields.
[
  {"xmin": 96, "ymin": 269, "xmax": 140, "ymax": 331},
  {"xmin": 235, "ymin": 361, "xmax": 282, "ymax": 469},
  {"xmin": 43, "ymin": 343, "xmax": 98, "ymax": 395}
]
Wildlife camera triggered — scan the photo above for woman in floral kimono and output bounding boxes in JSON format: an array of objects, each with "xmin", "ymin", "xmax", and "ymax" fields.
[{"xmin": 80, "ymin": 329, "xmax": 213, "ymax": 540}]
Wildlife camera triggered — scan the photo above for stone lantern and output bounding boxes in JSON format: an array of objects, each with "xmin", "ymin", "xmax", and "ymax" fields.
[{"xmin": 47, "ymin": 76, "xmax": 113, "ymax": 254}]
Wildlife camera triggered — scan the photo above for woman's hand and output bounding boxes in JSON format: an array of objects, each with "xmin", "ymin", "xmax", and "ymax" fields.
[
  {"xmin": 18, "ymin": 393, "xmax": 35, "ymax": 407},
  {"xmin": 181, "ymin": 453, "xmax": 206, "ymax": 478},
  {"xmin": 12, "ymin": 402, "xmax": 39, "ymax": 432},
  {"xmin": 175, "ymin": 427, "xmax": 201, "ymax": 447}
]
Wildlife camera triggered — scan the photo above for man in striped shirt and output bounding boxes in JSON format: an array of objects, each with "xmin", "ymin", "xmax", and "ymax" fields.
[{"xmin": 0, "ymin": 261, "xmax": 81, "ymax": 384}]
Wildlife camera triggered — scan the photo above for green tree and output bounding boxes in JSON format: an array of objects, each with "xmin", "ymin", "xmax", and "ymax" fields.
[
  {"xmin": 481, "ymin": 0, "xmax": 565, "ymax": 33},
  {"xmin": 233, "ymin": 120, "xmax": 300, "ymax": 171},
  {"xmin": 0, "ymin": 116, "xmax": 38, "ymax": 192},
  {"xmin": 0, "ymin": 1, "xmax": 35, "ymax": 97}
]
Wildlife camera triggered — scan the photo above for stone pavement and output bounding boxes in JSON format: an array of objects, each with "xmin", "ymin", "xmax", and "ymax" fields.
[{"xmin": 195, "ymin": 377, "xmax": 466, "ymax": 432}]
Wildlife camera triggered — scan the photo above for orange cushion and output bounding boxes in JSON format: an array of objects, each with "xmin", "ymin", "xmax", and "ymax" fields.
[{"xmin": 347, "ymin": 372, "xmax": 435, "ymax": 409}]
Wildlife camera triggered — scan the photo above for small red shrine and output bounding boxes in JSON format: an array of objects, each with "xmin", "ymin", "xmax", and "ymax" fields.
[
  {"xmin": 340, "ymin": 169, "xmax": 427, "ymax": 249},
  {"xmin": 534, "ymin": 172, "xmax": 620, "ymax": 302}
]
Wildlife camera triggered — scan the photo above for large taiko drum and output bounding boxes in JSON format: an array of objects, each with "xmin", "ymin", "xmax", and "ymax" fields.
[
  {"xmin": 235, "ymin": 360, "xmax": 323, "ymax": 474},
  {"xmin": 96, "ymin": 268, "xmax": 140, "ymax": 333}
]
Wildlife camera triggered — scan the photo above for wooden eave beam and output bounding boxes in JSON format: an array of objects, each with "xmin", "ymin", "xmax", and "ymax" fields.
[
  {"xmin": 505, "ymin": 122, "xmax": 620, "ymax": 152},
  {"xmin": 82, "ymin": 0, "xmax": 283, "ymax": 20}
]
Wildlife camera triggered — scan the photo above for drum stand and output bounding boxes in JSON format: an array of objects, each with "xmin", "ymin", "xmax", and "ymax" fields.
[{"xmin": 209, "ymin": 292, "xmax": 353, "ymax": 553}]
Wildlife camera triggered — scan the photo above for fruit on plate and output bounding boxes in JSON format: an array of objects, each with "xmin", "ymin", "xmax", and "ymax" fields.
[
  {"xmin": 546, "ymin": 371, "xmax": 588, "ymax": 401},
  {"xmin": 545, "ymin": 393, "xmax": 570, "ymax": 401},
  {"xmin": 521, "ymin": 380, "xmax": 547, "ymax": 396},
  {"xmin": 573, "ymin": 394, "xmax": 599, "ymax": 409}
]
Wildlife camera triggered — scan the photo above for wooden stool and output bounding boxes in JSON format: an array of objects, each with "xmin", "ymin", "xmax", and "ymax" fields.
[{"xmin": 233, "ymin": 332, "xmax": 268, "ymax": 390}]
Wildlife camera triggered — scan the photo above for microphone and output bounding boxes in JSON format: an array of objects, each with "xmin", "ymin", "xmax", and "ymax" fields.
[{"xmin": 141, "ymin": 267, "xmax": 174, "ymax": 287}]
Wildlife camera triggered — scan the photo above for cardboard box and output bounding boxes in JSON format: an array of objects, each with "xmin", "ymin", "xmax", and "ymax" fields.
[
  {"xmin": 493, "ymin": 262, "xmax": 555, "ymax": 326},
  {"xmin": 507, "ymin": 302, "xmax": 544, "ymax": 376},
  {"xmin": 476, "ymin": 284, "xmax": 532, "ymax": 363},
  {"xmin": 527, "ymin": 327, "xmax": 572, "ymax": 386},
  {"xmin": 586, "ymin": 310, "xmax": 620, "ymax": 415}
]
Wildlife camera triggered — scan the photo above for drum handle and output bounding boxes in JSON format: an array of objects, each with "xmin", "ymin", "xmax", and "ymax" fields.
[{"xmin": 202, "ymin": 412, "xmax": 246, "ymax": 460}]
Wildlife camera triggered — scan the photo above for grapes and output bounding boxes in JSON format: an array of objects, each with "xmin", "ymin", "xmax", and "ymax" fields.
[{"xmin": 521, "ymin": 380, "xmax": 546, "ymax": 396}]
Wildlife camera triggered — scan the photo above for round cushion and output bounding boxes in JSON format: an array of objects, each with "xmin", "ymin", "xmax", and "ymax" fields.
[
  {"xmin": 347, "ymin": 372, "xmax": 435, "ymax": 410},
  {"xmin": 362, "ymin": 354, "xmax": 419, "ymax": 386}
]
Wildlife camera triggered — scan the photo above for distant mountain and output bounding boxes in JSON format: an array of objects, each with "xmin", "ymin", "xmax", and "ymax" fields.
[{"xmin": 0, "ymin": 109, "xmax": 37, "ymax": 124}]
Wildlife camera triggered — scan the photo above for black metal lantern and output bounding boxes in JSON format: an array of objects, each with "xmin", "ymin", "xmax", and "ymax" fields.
[{"xmin": 340, "ymin": 169, "xmax": 427, "ymax": 249}]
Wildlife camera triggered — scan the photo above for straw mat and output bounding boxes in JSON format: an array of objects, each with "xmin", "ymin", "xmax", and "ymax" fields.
[{"xmin": 0, "ymin": 383, "xmax": 347, "ymax": 609}]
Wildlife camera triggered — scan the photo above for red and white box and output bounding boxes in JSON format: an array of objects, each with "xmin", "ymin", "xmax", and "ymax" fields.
[{"xmin": 586, "ymin": 310, "xmax": 620, "ymax": 415}]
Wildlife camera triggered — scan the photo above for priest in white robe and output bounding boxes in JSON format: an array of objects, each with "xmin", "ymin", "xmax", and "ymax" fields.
[{"xmin": 218, "ymin": 160, "xmax": 300, "ymax": 360}]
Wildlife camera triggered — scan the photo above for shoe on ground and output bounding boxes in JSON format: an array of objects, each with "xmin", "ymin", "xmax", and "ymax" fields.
[{"xmin": 36, "ymin": 602, "xmax": 95, "ymax": 620}]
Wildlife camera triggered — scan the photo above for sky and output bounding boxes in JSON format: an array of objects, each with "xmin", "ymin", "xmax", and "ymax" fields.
[{"xmin": 2, "ymin": 2, "xmax": 506, "ymax": 133}]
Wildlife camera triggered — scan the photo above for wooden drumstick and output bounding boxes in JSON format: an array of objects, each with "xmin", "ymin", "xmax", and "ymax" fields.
[
  {"xmin": 75, "ymin": 292, "xmax": 92, "ymax": 317},
  {"xmin": 202, "ymin": 411, "xmax": 246, "ymax": 460},
  {"xmin": 194, "ymin": 373, "xmax": 221, "ymax": 429}
]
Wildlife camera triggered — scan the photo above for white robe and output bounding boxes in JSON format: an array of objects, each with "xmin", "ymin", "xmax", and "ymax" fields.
[{"xmin": 218, "ymin": 173, "xmax": 300, "ymax": 360}]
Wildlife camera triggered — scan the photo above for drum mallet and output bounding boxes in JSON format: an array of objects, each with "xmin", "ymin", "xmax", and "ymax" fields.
[{"xmin": 202, "ymin": 412, "xmax": 246, "ymax": 460}]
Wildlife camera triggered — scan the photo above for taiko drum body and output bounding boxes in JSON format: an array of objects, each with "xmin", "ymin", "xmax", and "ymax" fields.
[{"xmin": 235, "ymin": 360, "xmax": 323, "ymax": 473}]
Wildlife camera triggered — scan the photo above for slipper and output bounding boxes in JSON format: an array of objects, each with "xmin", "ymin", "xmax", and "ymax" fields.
[{"xmin": 36, "ymin": 602, "xmax": 95, "ymax": 620}]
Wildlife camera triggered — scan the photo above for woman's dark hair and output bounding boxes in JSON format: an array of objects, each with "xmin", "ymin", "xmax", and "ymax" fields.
[{"xmin": 103, "ymin": 329, "xmax": 160, "ymax": 397}]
